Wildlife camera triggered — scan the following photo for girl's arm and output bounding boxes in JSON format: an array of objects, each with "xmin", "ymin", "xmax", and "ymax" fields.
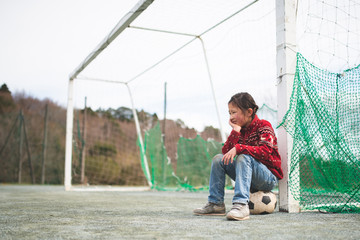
[
  {"xmin": 234, "ymin": 126, "xmax": 280, "ymax": 165},
  {"xmin": 222, "ymin": 119, "xmax": 241, "ymax": 154},
  {"xmin": 221, "ymin": 130, "xmax": 241, "ymax": 155}
]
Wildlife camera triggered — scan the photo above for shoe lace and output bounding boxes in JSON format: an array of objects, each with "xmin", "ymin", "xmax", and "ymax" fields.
[{"xmin": 231, "ymin": 204, "xmax": 246, "ymax": 210}]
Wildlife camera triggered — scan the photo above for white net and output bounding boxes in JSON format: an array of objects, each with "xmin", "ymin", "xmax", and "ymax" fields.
[
  {"xmin": 296, "ymin": 0, "xmax": 360, "ymax": 73},
  {"xmin": 74, "ymin": 0, "xmax": 278, "ymax": 131},
  {"xmin": 69, "ymin": 0, "xmax": 280, "ymax": 186}
]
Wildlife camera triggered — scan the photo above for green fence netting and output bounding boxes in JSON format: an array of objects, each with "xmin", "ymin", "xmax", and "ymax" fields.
[
  {"xmin": 279, "ymin": 53, "xmax": 360, "ymax": 213},
  {"xmin": 141, "ymin": 123, "xmax": 177, "ymax": 190},
  {"xmin": 140, "ymin": 122, "xmax": 230, "ymax": 191},
  {"xmin": 176, "ymin": 135, "xmax": 223, "ymax": 190}
]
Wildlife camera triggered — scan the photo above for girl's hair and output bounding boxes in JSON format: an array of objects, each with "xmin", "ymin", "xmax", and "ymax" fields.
[{"xmin": 228, "ymin": 92, "xmax": 259, "ymax": 119}]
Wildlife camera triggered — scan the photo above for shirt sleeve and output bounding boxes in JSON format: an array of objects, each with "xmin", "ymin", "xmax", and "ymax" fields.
[{"xmin": 221, "ymin": 130, "xmax": 241, "ymax": 154}]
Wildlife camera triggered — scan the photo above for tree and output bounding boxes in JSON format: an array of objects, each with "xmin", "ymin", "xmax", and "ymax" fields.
[
  {"xmin": 0, "ymin": 83, "xmax": 16, "ymax": 114},
  {"xmin": 0, "ymin": 83, "xmax": 11, "ymax": 93}
]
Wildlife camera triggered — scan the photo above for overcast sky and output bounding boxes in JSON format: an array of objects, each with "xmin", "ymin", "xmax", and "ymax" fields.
[
  {"xmin": 0, "ymin": 0, "xmax": 138, "ymax": 104},
  {"xmin": 0, "ymin": 0, "xmax": 280, "ymax": 132},
  {"xmin": 1, "ymin": 0, "xmax": 358, "ymax": 132}
]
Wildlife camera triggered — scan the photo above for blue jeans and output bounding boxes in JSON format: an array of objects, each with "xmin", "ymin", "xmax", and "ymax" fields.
[{"xmin": 208, "ymin": 154, "xmax": 278, "ymax": 204}]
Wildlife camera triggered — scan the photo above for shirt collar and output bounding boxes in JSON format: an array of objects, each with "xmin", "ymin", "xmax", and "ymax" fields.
[{"xmin": 241, "ymin": 115, "xmax": 259, "ymax": 134}]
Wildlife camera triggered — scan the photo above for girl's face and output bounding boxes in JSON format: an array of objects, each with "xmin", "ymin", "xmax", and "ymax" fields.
[{"xmin": 228, "ymin": 102, "xmax": 253, "ymax": 128}]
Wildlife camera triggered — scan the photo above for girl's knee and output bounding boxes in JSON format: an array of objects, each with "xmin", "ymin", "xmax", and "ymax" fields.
[
  {"xmin": 212, "ymin": 154, "xmax": 223, "ymax": 164},
  {"xmin": 235, "ymin": 154, "xmax": 250, "ymax": 162},
  {"xmin": 234, "ymin": 154, "xmax": 253, "ymax": 166},
  {"xmin": 212, "ymin": 154, "xmax": 224, "ymax": 165}
]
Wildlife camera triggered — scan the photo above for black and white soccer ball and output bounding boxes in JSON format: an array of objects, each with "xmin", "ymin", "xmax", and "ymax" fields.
[{"xmin": 248, "ymin": 191, "xmax": 277, "ymax": 214}]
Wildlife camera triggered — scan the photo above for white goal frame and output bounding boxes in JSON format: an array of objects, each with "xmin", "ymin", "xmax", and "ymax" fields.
[
  {"xmin": 275, "ymin": 0, "xmax": 300, "ymax": 213},
  {"xmin": 64, "ymin": 0, "xmax": 299, "ymax": 213}
]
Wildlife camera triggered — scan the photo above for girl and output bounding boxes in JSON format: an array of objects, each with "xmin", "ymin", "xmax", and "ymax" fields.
[{"xmin": 193, "ymin": 92, "xmax": 283, "ymax": 221}]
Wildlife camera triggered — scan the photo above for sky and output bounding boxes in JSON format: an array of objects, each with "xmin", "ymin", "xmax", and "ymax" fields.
[
  {"xmin": 1, "ymin": 0, "xmax": 358, "ymax": 133},
  {"xmin": 0, "ymin": 0, "xmax": 139, "ymax": 104},
  {"xmin": 0, "ymin": 0, "xmax": 280, "ymax": 133}
]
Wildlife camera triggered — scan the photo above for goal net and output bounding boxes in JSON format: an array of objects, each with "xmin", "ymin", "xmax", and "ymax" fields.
[
  {"xmin": 67, "ymin": 0, "xmax": 360, "ymax": 213},
  {"xmin": 67, "ymin": 0, "xmax": 279, "ymax": 190},
  {"xmin": 279, "ymin": 0, "xmax": 360, "ymax": 213}
]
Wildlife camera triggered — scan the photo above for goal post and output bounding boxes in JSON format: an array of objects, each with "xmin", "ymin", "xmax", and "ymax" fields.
[
  {"xmin": 62, "ymin": 0, "xmax": 360, "ymax": 213},
  {"xmin": 63, "ymin": 0, "xmax": 300, "ymax": 212},
  {"xmin": 276, "ymin": 0, "xmax": 300, "ymax": 212},
  {"xmin": 64, "ymin": 0, "xmax": 262, "ymax": 191},
  {"xmin": 64, "ymin": 79, "xmax": 74, "ymax": 190}
]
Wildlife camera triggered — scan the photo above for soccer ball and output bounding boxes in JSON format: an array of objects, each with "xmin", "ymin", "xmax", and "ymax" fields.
[{"xmin": 248, "ymin": 191, "xmax": 277, "ymax": 214}]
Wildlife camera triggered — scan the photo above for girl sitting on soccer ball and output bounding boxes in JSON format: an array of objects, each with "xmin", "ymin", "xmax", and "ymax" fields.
[{"xmin": 193, "ymin": 92, "xmax": 283, "ymax": 220}]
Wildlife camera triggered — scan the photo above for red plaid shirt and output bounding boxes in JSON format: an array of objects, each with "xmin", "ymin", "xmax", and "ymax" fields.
[{"xmin": 222, "ymin": 115, "xmax": 283, "ymax": 179}]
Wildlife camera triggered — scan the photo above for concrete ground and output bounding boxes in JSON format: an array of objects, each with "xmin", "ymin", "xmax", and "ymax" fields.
[{"xmin": 0, "ymin": 185, "xmax": 359, "ymax": 239}]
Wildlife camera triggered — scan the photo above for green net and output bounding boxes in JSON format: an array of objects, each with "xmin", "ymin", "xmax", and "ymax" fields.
[
  {"xmin": 140, "ymin": 122, "xmax": 231, "ymax": 191},
  {"xmin": 279, "ymin": 53, "xmax": 360, "ymax": 213},
  {"xmin": 140, "ymin": 123, "xmax": 177, "ymax": 190},
  {"xmin": 176, "ymin": 135, "xmax": 223, "ymax": 190}
]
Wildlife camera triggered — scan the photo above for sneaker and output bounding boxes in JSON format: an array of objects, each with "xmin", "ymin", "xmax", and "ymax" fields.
[
  {"xmin": 226, "ymin": 203, "xmax": 250, "ymax": 221},
  {"xmin": 193, "ymin": 202, "xmax": 226, "ymax": 216}
]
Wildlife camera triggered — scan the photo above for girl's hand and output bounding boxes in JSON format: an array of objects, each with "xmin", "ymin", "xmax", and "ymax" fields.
[
  {"xmin": 222, "ymin": 147, "xmax": 237, "ymax": 165},
  {"xmin": 229, "ymin": 119, "xmax": 241, "ymax": 132}
]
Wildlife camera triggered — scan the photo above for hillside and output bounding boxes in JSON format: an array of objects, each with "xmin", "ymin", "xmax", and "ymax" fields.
[{"xmin": 0, "ymin": 84, "xmax": 221, "ymax": 185}]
